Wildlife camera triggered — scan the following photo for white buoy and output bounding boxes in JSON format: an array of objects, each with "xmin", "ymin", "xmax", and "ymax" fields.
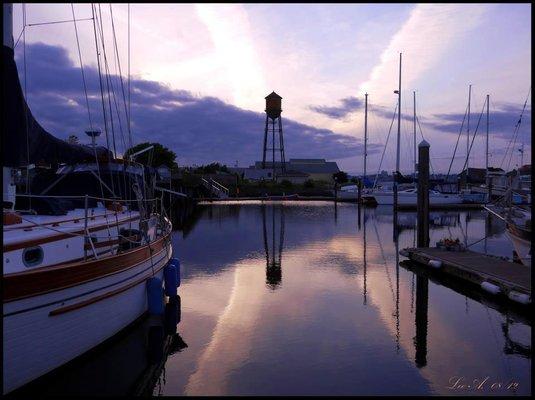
[
  {"xmin": 428, "ymin": 259, "xmax": 442, "ymax": 268},
  {"xmin": 481, "ymin": 281, "xmax": 501, "ymax": 295},
  {"xmin": 508, "ymin": 291, "xmax": 531, "ymax": 305}
]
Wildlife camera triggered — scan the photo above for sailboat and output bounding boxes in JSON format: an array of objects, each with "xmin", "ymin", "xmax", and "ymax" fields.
[
  {"xmin": 505, "ymin": 206, "xmax": 532, "ymax": 266},
  {"xmin": 367, "ymin": 55, "xmax": 461, "ymax": 206},
  {"xmin": 2, "ymin": 4, "xmax": 174, "ymax": 394}
]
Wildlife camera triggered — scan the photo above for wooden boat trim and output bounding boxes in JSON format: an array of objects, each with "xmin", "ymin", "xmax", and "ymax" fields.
[
  {"xmin": 3, "ymin": 215, "xmax": 140, "ymax": 252},
  {"xmin": 3, "ymin": 229, "xmax": 172, "ymax": 302},
  {"xmin": 48, "ymin": 260, "xmax": 167, "ymax": 317}
]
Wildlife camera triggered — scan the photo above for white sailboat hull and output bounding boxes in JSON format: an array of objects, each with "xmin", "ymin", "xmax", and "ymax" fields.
[
  {"xmin": 506, "ymin": 230, "xmax": 531, "ymax": 267},
  {"xmin": 3, "ymin": 241, "xmax": 172, "ymax": 394},
  {"xmin": 372, "ymin": 192, "xmax": 462, "ymax": 205}
]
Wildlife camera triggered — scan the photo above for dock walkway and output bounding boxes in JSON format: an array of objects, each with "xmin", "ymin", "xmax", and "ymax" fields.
[{"xmin": 402, "ymin": 247, "xmax": 531, "ymax": 302}]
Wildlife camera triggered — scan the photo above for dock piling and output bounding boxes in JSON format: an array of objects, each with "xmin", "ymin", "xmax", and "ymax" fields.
[{"xmin": 417, "ymin": 140, "xmax": 430, "ymax": 247}]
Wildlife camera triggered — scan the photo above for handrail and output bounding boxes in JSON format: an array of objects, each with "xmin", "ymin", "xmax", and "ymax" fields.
[
  {"xmin": 210, "ymin": 178, "xmax": 229, "ymax": 195},
  {"xmin": 14, "ymin": 193, "xmax": 159, "ymax": 203}
]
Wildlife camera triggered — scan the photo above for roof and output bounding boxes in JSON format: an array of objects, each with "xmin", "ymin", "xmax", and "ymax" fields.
[
  {"xmin": 254, "ymin": 159, "xmax": 340, "ymax": 174},
  {"xmin": 265, "ymin": 91, "xmax": 282, "ymax": 99},
  {"xmin": 289, "ymin": 158, "xmax": 326, "ymax": 163},
  {"xmin": 288, "ymin": 159, "xmax": 339, "ymax": 174}
]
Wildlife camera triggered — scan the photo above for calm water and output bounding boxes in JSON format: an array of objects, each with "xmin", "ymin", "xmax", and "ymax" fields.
[{"xmin": 14, "ymin": 202, "xmax": 531, "ymax": 396}]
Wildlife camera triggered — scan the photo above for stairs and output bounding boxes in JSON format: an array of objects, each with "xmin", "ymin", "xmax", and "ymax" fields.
[{"xmin": 201, "ymin": 177, "xmax": 229, "ymax": 199}]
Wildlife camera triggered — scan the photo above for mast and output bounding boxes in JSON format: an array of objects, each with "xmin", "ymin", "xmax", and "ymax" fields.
[
  {"xmin": 486, "ymin": 94, "xmax": 489, "ymax": 173},
  {"xmin": 413, "ymin": 91, "xmax": 416, "ymax": 180},
  {"xmin": 466, "ymin": 84, "xmax": 471, "ymax": 179},
  {"xmin": 394, "ymin": 52, "xmax": 402, "ymax": 210},
  {"xmin": 364, "ymin": 92, "xmax": 368, "ymax": 182}
]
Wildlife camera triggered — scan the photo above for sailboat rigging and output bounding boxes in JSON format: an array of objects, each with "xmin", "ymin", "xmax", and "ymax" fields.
[{"xmin": 2, "ymin": 4, "xmax": 175, "ymax": 394}]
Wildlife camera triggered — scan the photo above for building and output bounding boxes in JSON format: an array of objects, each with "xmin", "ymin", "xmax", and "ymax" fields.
[{"xmin": 253, "ymin": 159, "xmax": 340, "ymax": 183}]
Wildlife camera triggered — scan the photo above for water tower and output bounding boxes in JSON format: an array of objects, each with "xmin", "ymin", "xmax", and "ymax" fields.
[{"xmin": 262, "ymin": 91, "xmax": 286, "ymax": 176}]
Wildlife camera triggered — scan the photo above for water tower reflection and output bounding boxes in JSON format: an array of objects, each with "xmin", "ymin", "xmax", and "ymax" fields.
[{"xmin": 261, "ymin": 203, "xmax": 285, "ymax": 289}]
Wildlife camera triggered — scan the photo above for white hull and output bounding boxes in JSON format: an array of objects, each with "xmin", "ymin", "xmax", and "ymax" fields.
[
  {"xmin": 506, "ymin": 231, "xmax": 531, "ymax": 266},
  {"xmin": 3, "ymin": 241, "xmax": 173, "ymax": 394},
  {"xmin": 372, "ymin": 192, "xmax": 462, "ymax": 205}
]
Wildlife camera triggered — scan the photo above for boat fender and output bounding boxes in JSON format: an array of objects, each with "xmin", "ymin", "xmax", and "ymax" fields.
[
  {"xmin": 164, "ymin": 264, "xmax": 178, "ymax": 296},
  {"xmin": 399, "ymin": 249, "xmax": 410, "ymax": 257},
  {"xmin": 481, "ymin": 281, "xmax": 501, "ymax": 295},
  {"xmin": 428, "ymin": 259, "xmax": 442, "ymax": 269},
  {"xmin": 170, "ymin": 258, "xmax": 181, "ymax": 287},
  {"xmin": 508, "ymin": 291, "xmax": 531, "ymax": 305},
  {"xmin": 147, "ymin": 277, "xmax": 164, "ymax": 315}
]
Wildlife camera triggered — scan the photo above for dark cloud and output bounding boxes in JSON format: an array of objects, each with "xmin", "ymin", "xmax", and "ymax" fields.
[
  {"xmin": 423, "ymin": 103, "xmax": 531, "ymax": 141},
  {"xmin": 16, "ymin": 42, "xmax": 379, "ymax": 166},
  {"xmin": 309, "ymin": 96, "xmax": 363, "ymax": 120}
]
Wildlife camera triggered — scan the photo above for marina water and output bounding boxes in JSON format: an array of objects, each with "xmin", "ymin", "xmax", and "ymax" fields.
[{"xmin": 13, "ymin": 201, "xmax": 531, "ymax": 396}]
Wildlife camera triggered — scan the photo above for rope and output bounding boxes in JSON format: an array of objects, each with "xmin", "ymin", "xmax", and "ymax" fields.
[
  {"xmin": 26, "ymin": 17, "xmax": 93, "ymax": 27},
  {"xmin": 445, "ymin": 102, "xmax": 468, "ymax": 182},
  {"xmin": 416, "ymin": 115, "xmax": 435, "ymax": 176},
  {"xmin": 91, "ymin": 3, "xmax": 112, "ymax": 208},
  {"xmin": 373, "ymin": 102, "xmax": 398, "ymax": 190},
  {"xmin": 500, "ymin": 87, "xmax": 531, "ymax": 169},
  {"xmin": 14, "ymin": 25, "xmax": 25, "ymax": 49},
  {"xmin": 71, "ymin": 4, "xmax": 93, "ymax": 129},
  {"xmin": 17, "ymin": 213, "xmax": 158, "ymax": 245},
  {"xmin": 459, "ymin": 97, "xmax": 487, "ymax": 176},
  {"xmin": 22, "ymin": 4, "xmax": 33, "ymax": 213}
]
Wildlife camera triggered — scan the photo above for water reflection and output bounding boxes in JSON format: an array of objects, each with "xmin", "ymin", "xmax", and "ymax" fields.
[
  {"xmin": 11, "ymin": 202, "xmax": 531, "ymax": 396},
  {"xmin": 262, "ymin": 204, "xmax": 285, "ymax": 289}
]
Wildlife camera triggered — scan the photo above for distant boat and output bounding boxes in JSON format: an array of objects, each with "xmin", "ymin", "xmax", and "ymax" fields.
[
  {"xmin": 264, "ymin": 193, "xmax": 299, "ymax": 200},
  {"xmin": 505, "ymin": 207, "xmax": 531, "ymax": 266},
  {"xmin": 372, "ymin": 188, "xmax": 462, "ymax": 205}
]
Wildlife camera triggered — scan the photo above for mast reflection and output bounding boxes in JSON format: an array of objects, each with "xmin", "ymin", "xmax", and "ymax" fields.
[
  {"xmin": 261, "ymin": 203, "xmax": 285, "ymax": 289},
  {"xmin": 414, "ymin": 275, "xmax": 429, "ymax": 368}
]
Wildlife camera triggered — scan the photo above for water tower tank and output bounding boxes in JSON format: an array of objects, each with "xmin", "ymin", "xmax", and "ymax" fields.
[{"xmin": 265, "ymin": 91, "xmax": 282, "ymax": 119}]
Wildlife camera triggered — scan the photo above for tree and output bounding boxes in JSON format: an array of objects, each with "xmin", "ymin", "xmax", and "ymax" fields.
[
  {"xmin": 303, "ymin": 179, "xmax": 315, "ymax": 188},
  {"xmin": 193, "ymin": 162, "xmax": 230, "ymax": 174},
  {"xmin": 67, "ymin": 135, "xmax": 79, "ymax": 145},
  {"xmin": 124, "ymin": 142, "xmax": 177, "ymax": 169},
  {"xmin": 333, "ymin": 171, "xmax": 348, "ymax": 184},
  {"xmin": 280, "ymin": 179, "xmax": 293, "ymax": 188}
]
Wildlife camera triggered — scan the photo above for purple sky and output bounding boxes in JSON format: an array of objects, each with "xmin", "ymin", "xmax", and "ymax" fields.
[{"xmin": 12, "ymin": 3, "xmax": 531, "ymax": 174}]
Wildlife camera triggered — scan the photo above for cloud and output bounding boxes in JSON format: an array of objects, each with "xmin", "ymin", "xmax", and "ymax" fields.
[
  {"xmin": 308, "ymin": 96, "xmax": 363, "ymax": 120},
  {"xmin": 16, "ymin": 42, "xmax": 379, "ymax": 166},
  {"xmin": 357, "ymin": 4, "xmax": 488, "ymax": 99},
  {"xmin": 424, "ymin": 102, "xmax": 531, "ymax": 140}
]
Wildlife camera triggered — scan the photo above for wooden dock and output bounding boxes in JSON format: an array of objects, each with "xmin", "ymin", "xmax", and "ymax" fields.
[
  {"xmin": 402, "ymin": 247, "xmax": 531, "ymax": 304},
  {"xmin": 396, "ymin": 203, "xmax": 484, "ymax": 210}
]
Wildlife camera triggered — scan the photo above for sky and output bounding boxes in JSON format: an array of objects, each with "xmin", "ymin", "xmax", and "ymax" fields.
[{"xmin": 11, "ymin": 3, "xmax": 531, "ymax": 174}]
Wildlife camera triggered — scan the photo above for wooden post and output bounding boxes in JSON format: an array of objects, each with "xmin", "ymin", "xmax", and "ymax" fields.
[
  {"xmin": 357, "ymin": 178, "xmax": 362, "ymax": 205},
  {"xmin": 417, "ymin": 140, "xmax": 430, "ymax": 248}
]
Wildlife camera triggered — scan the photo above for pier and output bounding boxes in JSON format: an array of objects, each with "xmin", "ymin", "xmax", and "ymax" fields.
[{"xmin": 401, "ymin": 247, "xmax": 531, "ymax": 305}]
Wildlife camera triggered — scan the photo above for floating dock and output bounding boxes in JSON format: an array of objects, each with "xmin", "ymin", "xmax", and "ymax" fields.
[
  {"xmin": 395, "ymin": 203, "xmax": 484, "ymax": 210},
  {"xmin": 401, "ymin": 247, "xmax": 531, "ymax": 305}
]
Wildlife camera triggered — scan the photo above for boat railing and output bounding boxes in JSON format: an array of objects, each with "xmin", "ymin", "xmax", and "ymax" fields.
[
  {"xmin": 15, "ymin": 193, "xmax": 160, "ymax": 203},
  {"xmin": 7, "ymin": 194, "xmax": 172, "ymax": 260}
]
